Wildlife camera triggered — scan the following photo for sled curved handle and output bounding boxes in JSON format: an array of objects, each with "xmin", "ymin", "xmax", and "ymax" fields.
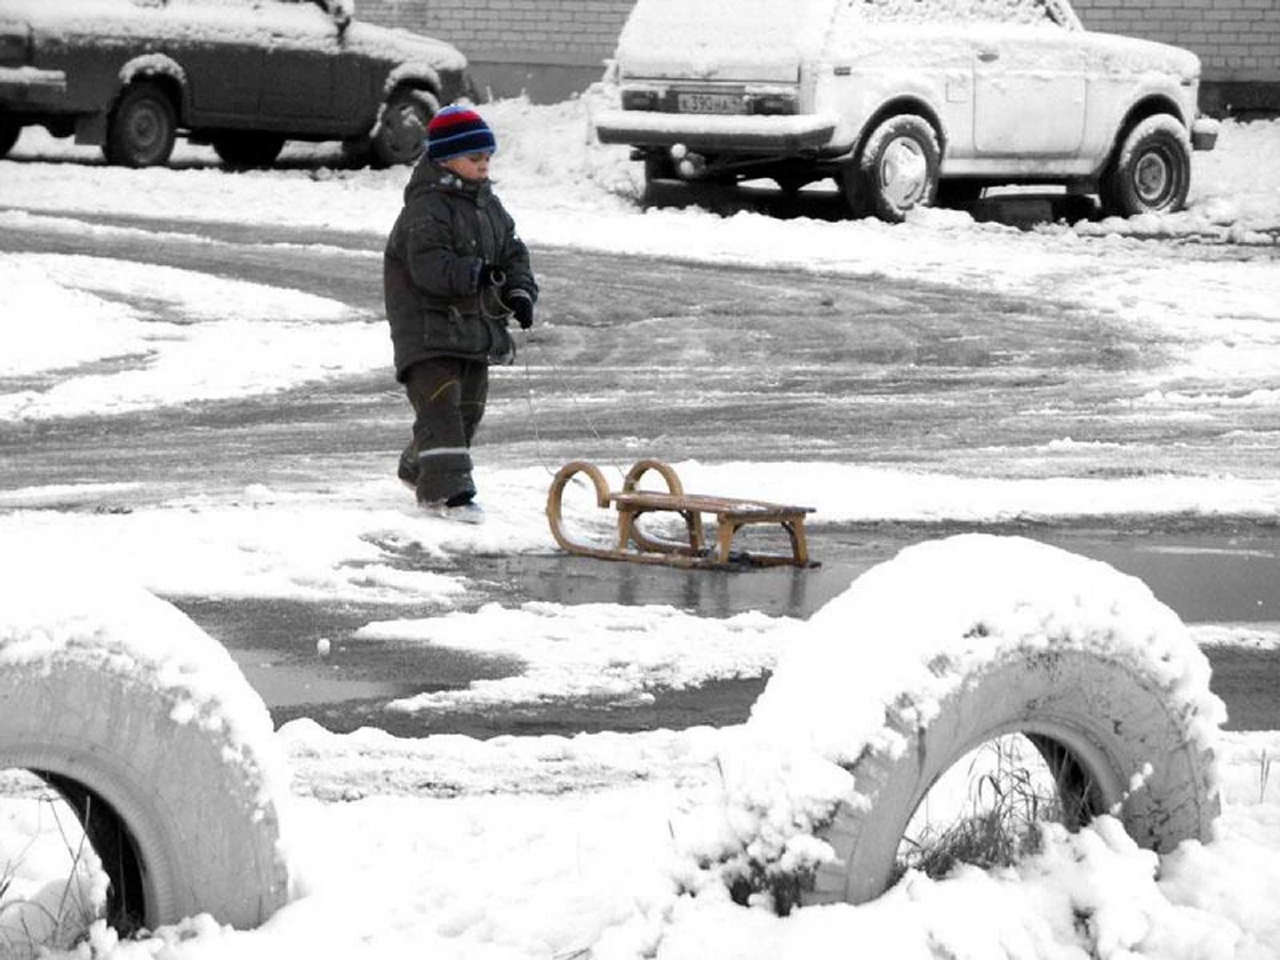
[
  {"xmin": 620, "ymin": 459, "xmax": 705, "ymax": 554},
  {"xmin": 621, "ymin": 458, "xmax": 685, "ymax": 497},
  {"xmin": 546, "ymin": 460, "xmax": 617, "ymax": 559}
]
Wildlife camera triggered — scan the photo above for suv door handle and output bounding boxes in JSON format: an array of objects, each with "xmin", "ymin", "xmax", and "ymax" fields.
[{"xmin": 977, "ymin": 50, "xmax": 999, "ymax": 63}]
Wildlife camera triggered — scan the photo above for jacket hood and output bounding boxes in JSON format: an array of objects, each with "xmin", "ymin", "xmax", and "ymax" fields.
[{"xmin": 403, "ymin": 159, "xmax": 493, "ymax": 205}]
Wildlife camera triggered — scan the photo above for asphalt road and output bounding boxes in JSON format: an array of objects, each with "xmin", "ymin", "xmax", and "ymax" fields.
[{"xmin": 1, "ymin": 208, "xmax": 1277, "ymax": 737}]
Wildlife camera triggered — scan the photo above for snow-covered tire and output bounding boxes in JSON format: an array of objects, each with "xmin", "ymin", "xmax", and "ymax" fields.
[
  {"xmin": 0, "ymin": 559, "xmax": 290, "ymax": 932},
  {"xmin": 371, "ymin": 87, "xmax": 438, "ymax": 168},
  {"xmin": 1101, "ymin": 115, "xmax": 1192, "ymax": 217},
  {"xmin": 740, "ymin": 535, "xmax": 1222, "ymax": 909},
  {"xmin": 806, "ymin": 647, "xmax": 1219, "ymax": 905},
  {"xmin": 856, "ymin": 114, "xmax": 940, "ymax": 222}
]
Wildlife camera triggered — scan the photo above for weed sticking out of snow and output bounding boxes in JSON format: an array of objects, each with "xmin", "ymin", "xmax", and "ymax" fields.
[
  {"xmin": 0, "ymin": 777, "xmax": 107, "ymax": 959},
  {"xmin": 894, "ymin": 734, "xmax": 1068, "ymax": 885}
]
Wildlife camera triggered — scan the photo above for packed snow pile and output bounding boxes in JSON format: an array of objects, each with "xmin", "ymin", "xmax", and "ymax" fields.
[{"xmin": 671, "ymin": 534, "xmax": 1226, "ymax": 913}]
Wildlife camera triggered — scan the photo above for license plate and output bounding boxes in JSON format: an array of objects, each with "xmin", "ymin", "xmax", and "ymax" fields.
[{"xmin": 676, "ymin": 92, "xmax": 744, "ymax": 115}]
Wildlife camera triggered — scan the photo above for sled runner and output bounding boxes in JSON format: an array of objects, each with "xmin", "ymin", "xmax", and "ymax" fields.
[{"xmin": 547, "ymin": 459, "xmax": 814, "ymax": 569}]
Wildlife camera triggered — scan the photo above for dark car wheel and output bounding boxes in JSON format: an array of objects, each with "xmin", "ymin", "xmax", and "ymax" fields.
[
  {"xmin": 371, "ymin": 88, "xmax": 439, "ymax": 168},
  {"xmin": 1101, "ymin": 115, "xmax": 1191, "ymax": 218},
  {"xmin": 104, "ymin": 82, "xmax": 177, "ymax": 167},
  {"xmin": 856, "ymin": 114, "xmax": 941, "ymax": 223},
  {"xmin": 212, "ymin": 133, "xmax": 286, "ymax": 170},
  {"xmin": 0, "ymin": 116, "xmax": 20, "ymax": 159}
]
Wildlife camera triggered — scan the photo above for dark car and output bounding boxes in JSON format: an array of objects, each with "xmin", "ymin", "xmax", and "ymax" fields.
[{"xmin": 0, "ymin": 0, "xmax": 469, "ymax": 168}]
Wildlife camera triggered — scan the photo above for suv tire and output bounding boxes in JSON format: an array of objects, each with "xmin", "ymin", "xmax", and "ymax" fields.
[
  {"xmin": 857, "ymin": 114, "xmax": 940, "ymax": 222},
  {"xmin": 104, "ymin": 81, "xmax": 177, "ymax": 167},
  {"xmin": 1102, "ymin": 115, "xmax": 1191, "ymax": 217}
]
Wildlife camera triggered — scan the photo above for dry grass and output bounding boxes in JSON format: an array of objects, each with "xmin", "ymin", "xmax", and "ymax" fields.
[
  {"xmin": 895, "ymin": 735, "xmax": 1065, "ymax": 883},
  {"xmin": 0, "ymin": 784, "xmax": 106, "ymax": 959}
]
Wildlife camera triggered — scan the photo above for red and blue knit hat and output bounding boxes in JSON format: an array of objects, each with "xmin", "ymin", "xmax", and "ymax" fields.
[{"xmin": 426, "ymin": 105, "xmax": 496, "ymax": 163}]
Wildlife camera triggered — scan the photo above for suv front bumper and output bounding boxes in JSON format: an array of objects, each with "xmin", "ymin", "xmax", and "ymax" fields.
[
  {"xmin": 594, "ymin": 109, "xmax": 837, "ymax": 154},
  {"xmin": 0, "ymin": 66, "xmax": 67, "ymax": 109}
]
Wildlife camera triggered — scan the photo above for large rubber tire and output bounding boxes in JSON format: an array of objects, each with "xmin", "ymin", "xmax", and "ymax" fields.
[
  {"xmin": 857, "ymin": 114, "xmax": 940, "ymax": 222},
  {"xmin": 103, "ymin": 81, "xmax": 177, "ymax": 167},
  {"xmin": 212, "ymin": 132, "xmax": 286, "ymax": 170},
  {"xmin": 0, "ymin": 592, "xmax": 290, "ymax": 932},
  {"xmin": 1100, "ymin": 114, "xmax": 1192, "ymax": 218},
  {"xmin": 371, "ymin": 88, "xmax": 438, "ymax": 168},
  {"xmin": 0, "ymin": 115, "xmax": 20, "ymax": 159},
  {"xmin": 805, "ymin": 647, "xmax": 1218, "ymax": 905}
]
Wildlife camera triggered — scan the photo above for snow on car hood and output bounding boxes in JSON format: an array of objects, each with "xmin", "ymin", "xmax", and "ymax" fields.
[
  {"xmin": 2, "ymin": 0, "xmax": 463, "ymax": 73},
  {"xmin": 616, "ymin": 0, "xmax": 835, "ymax": 83},
  {"xmin": 343, "ymin": 20, "xmax": 466, "ymax": 72},
  {"xmin": 1081, "ymin": 29, "xmax": 1201, "ymax": 82}
]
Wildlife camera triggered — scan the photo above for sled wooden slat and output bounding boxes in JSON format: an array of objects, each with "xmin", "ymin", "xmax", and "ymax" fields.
[{"xmin": 546, "ymin": 459, "xmax": 814, "ymax": 569}]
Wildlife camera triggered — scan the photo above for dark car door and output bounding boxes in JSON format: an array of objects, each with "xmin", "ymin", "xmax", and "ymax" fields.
[
  {"xmin": 161, "ymin": 0, "xmax": 265, "ymax": 123},
  {"xmin": 259, "ymin": 0, "xmax": 364, "ymax": 130}
]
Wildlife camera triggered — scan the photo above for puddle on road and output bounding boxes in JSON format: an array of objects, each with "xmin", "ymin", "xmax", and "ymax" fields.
[
  {"xmin": 177, "ymin": 524, "xmax": 1280, "ymax": 735},
  {"xmin": 1055, "ymin": 534, "xmax": 1279, "ymax": 623},
  {"xmin": 476, "ymin": 524, "xmax": 1280, "ymax": 626}
]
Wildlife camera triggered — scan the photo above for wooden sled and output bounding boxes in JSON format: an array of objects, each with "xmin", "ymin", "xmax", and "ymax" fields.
[{"xmin": 546, "ymin": 459, "xmax": 815, "ymax": 569}]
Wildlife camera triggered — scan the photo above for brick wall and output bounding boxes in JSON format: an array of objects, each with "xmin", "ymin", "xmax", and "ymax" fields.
[
  {"xmin": 359, "ymin": 0, "xmax": 1280, "ymax": 110},
  {"xmin": 358, "ymin": 0, "xmax": 631, "ymax": 101}
]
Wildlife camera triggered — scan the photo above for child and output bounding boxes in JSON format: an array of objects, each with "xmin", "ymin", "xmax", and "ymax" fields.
[{"xmin": 383, "ymin": 105, "xmax": 538, "ymax": 520}]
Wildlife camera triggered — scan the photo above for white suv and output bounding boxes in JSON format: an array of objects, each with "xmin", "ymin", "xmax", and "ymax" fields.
[{"xmin": 594, "ymin": 0, "xmax": 1219, "ymax": 221}]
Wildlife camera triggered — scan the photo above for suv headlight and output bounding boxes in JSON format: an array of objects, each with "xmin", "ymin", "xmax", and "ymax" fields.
[{"xmin": 0, "ymin": 21, "xmax": 31, "ymax": 67}]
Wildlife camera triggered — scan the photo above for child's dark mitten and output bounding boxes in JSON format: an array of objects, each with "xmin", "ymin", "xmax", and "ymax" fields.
[{"xmin": 507, "ymin": 290, "xmax": 535, "ymax": 329}]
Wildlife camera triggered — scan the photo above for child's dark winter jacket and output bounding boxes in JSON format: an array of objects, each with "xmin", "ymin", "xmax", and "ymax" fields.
[{"xmin": 383, "ymin": 159, "xmax": 538, "ymax": 381}]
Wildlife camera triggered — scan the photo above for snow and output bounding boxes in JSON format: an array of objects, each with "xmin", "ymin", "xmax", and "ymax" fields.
[
  {"xmin": 2, "ymin": 78, "xmax": 1280, "ymax": 960},
  {"xmin": 0, "ymin": 0, "xmax": 464, "ymax": 68}
]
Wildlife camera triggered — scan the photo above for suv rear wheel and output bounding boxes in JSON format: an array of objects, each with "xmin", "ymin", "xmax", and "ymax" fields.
[
  {"xmin": 855, "ymin": 114, "xmax": 941, "ymax": 222},
  {"xmin": 1101, "ymin": 115, "xmax": 1191, "ymax": 217},
  {"xmin": 104, "ymin": 81, "xmax": 176, "ymax": 167}
]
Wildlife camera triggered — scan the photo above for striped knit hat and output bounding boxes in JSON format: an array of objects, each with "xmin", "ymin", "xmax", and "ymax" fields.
[{"xmin": 426, "ymin": 105, "xmax": 496, "ymax": 163}]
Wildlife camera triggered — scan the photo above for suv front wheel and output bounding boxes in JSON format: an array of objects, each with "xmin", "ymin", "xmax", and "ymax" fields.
[
  {"xmin": 1101, "ymin": 115, "xmax": 1191, "ymax": 218},
  {"xmin": 854, "ymin": 114, "xmax": 941, "ymax": 223}
]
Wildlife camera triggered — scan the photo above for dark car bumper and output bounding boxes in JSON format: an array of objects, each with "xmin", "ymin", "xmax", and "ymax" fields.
[{"xmin": 0, "ymin": 65, "xmax": 68, "ymax": 109}]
